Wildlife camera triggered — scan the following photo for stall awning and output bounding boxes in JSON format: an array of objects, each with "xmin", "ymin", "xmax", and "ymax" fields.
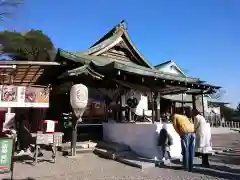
[{"xmin": 0, "ymin": 61, "xmax": 60, "ymax": 86}]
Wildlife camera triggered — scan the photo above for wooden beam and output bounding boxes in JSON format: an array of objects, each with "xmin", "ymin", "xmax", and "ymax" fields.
[
  {"xmin": 151, "ymin": 92, "xmax": 155, "ymax": 124},
  {"xmin": 181, "ymin": 93, "xmax": 184, "ymax": 114}
]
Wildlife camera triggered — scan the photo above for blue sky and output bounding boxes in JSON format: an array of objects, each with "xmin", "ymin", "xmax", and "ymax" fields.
[{"xmin": 1, "ymin": 0, "xmax": 239, "ymax": 107}]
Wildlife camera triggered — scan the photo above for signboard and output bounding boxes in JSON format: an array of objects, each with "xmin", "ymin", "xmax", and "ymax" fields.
[
  {"xmin": 83, "ymin": 98, "xmax": 106, "ymax": 118},
  {"xmin": 0, "ymin": 138, "xmax": 13, "ymax": 171},
  {"xmin": 36, "ymin": 133, "xmax": 62, "ymax": 147},
  {"xmin": 0, "ymin": 85, "xmax": 49, "ymax": 108}
]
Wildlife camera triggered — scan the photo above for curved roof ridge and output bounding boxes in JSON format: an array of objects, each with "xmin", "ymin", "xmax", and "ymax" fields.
[
  {"xmin": 121, "ymin": 28, "xmax": 154, "ymax": 69},
  {"xmin": 155, "ymin": 60, "xmax": 188, "ymax": 77},
  {"xmin": 90, "ymin": 20, "xmax": 127, "ymax": 48},
  {"xmin": 84, "ymin": 20, "xmax": 154, "ymax": 68},
  {"xmin": 155, "ymin": 60, "xmax": 172, "ymax": 69}
]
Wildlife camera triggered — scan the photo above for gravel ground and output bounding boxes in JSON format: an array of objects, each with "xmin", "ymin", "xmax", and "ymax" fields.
[{"xmin": 0, "ymin": 133, "xmax": 239, "ymax": 180}]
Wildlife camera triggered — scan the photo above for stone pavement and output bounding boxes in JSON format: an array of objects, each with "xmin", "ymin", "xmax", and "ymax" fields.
[
  {"xmin": 211, "ymin": 127, "xmax": 239, "ymax": 134},
  {"xmin": 0, "ymin": 133, "xmax": 239, "ymax": 180}
]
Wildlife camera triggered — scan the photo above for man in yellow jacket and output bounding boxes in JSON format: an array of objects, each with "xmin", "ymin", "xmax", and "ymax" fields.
[{"xmin": 171, "ymin": 111, "xmax": 195, "ymax": 172}]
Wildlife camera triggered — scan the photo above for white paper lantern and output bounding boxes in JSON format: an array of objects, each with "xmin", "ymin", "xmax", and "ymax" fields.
[{"xmin": 70, "ymin": 84, "xmax": 88, "ymax": 119}]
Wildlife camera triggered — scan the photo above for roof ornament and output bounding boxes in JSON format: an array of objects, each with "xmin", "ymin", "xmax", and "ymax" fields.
[{"xmin": 115, "ymin": 20, "xmax": 128, "ymax": 33}]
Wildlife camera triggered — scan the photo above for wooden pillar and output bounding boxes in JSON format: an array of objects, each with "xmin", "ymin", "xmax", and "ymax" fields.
[
  {"xmin": 151, "ymin": 92, "xmax": 155, "ymax": 124},
  {"xmin": 119, "ymin": 94, "xmax": 122, "ymax": 121},
  {"xmin": 192, "ymin": 95, "xmax": 196, "ymax": 109},
  {"xmin": 71, "ymin": 116, "xmax": 78, "ymax": 156},
  {"xmin": 156, "ymin": 92, "xmax": 161, "ymax": 122},
  {"xmin": 153, "ymin": 92, "xmax": 158, "ymax": 122},
  {"xmin": 116, "ymin": 100, "xmax": 119, "ymax": 122},
  {"xmin": 104, "ymin": 99, "xmax": 108, "ymax": 122},
  {"xmin": 181, "ymin": 93, "xmax": 184, "ymax": 114},
  {"xmin": 120, "ymin": 93, "xmax": 126, "ymax": 121},
  {"xmin": 201, "ymin": 91, "xmax": 205, "ymax": 117}
]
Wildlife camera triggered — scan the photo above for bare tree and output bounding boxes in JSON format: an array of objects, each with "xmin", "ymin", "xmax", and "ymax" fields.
[{"xmin": 0, "ymin": 0, "xmax": 23, "ymax": 20}]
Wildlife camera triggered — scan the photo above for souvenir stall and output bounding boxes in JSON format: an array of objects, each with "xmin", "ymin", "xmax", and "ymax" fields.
[
  {"xmin": 0, "ymin": 61, "xmax": 62, "ymax": 164},
  {"xmin": 0, "ymin": 85, "xmax": 64, "ymax": 163},
  {"xmin": 0, "ymin": 86, "xmax": 47, "ymax": 137}
]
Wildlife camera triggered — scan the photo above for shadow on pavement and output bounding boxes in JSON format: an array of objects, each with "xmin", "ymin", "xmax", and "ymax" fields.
[
  {"xmin": 195, "ymin": 164, "xmax": 240, "ymax": 175},
  {"xmin": 2, "ymin": 178, "xmax": 35, "ymax": 180},
  {"xmin": 163, "ymin": 164, "xmax": 240, "ymax": 180},
  {"xmin": 209, "ymin": 156, "xmax": 240, "ymax": 166},
  {"xmin": 13, "ymin": 155, "xmax": 34, "ymax": 162},
  {"xmin": 120, "ymin": 154, "xmax": 154, "ymax": 163},
  {"xmin": 13, "ymin": 154, "xmax": 54, "ymax": 166},
  {"xmin": 193, "ymin": 168, "xmax": 240, "ymax": 180}
]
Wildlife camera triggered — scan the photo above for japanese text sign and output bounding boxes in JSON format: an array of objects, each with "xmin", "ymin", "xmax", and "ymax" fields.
[{"xmin": 0, "ymin": 138, "xmax": 13, "ymax": 171}]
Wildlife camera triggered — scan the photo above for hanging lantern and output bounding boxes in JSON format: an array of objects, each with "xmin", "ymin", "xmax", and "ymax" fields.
[{"xmin": 70, "ymin": 84, "xmax": 88, "ymax": 120}]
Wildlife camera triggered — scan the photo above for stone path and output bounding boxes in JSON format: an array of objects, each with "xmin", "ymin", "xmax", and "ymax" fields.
[{"xmin": 0, "ymin": 133, "xmax": 239, "ymax": 180}]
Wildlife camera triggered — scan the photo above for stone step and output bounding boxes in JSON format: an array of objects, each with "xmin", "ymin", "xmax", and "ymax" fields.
[
  {"xmin": 62, "ymin": 147, "xmax": 94, "ymax": 156},
  {"xmin": 94, "ymin": 147, "xmax": 133, "ymax": 159},
  {"xmin": 116, "ymin": 156, "xmax": 155, "ymax": 169},
  {"xmin": 96, "ymin": 141, "xmax": 130, "ymax": 152},
  {"xmin": 93, "ymin": 148, "xmax": 116, "ymax": 159},
  {"xmin": 63, "ymin": 142, "xmax": 95, "ymax": 149},
  {"xmin": 93, "ymin": 147, "xmax": 154, "ymax": 169},
  {"xmin": 62, "ymin": 141, "xmax": 97, "ymax": 150}
]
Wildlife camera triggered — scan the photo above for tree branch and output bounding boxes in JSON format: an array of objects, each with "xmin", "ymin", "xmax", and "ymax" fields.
[
  {"xmin": 0, "ymin": 0, "xmax": 23, "ymax": 20},
  {"xmin": 0, "ymin": 0, "xmax": 23, "ymax": 7}
]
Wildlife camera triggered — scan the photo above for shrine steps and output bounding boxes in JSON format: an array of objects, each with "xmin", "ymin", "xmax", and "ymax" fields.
[
  {"xmin": 93, "ymin": 141, "xmax": 154, "ymax": 169},
  {"xmin": 61, "ymin": 141, "xmax": 97, "ymax": 156}
]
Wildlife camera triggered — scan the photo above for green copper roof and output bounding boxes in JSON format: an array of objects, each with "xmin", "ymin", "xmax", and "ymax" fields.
[
  {"xmin": 79, "ymin": 21, "xmax": 154, "ymax": 69},
  {"xmin": 155, "ymin": 60, "xmax": 172, "ymax": 69},
  {"xmin": 58, "ymin": 64, "xmax": 104, "ymax": 79},
  {"xmin": 58, "ymin": 49, "xmax": 201, "ymax": 83}
]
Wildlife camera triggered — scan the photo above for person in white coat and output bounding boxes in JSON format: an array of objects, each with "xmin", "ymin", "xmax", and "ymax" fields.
[{"xmin": 192, "ymin": 109, "xmax": 212, "ymax": 167}]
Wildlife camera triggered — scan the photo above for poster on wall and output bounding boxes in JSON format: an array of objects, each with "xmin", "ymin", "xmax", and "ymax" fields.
[
  {"xmin": 0, "ymin": 86, "xmax": 19, "ymax": 107},
  {"xmin": 24, "ymin": 87, "xmax": 49, "ymax": 107},
  {"xmin": 0, "ymin": 85, "xmax": 49, "ymax": 108}
]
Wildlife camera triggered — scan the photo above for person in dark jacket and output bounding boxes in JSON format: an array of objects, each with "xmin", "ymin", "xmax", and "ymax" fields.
[
  {"xmin": 18, "ymin": 114, "xmax": 29, "ymax": 151},
  {"xmin": 157, "ymin": 126, "xmax": 173, "ymax": 165}
]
